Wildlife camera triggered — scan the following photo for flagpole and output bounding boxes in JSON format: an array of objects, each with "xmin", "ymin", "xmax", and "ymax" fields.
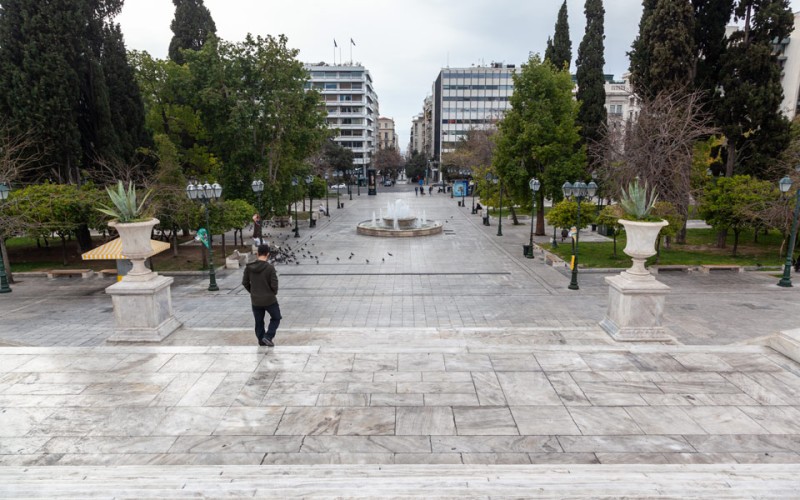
[{"xmin": 350, "ymin": 39, "xmax": 352, "ymax": 64}]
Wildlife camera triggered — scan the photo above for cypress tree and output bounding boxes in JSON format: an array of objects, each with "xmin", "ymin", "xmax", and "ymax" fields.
[
  {"xmin": 544, "ymin": 1, "xmax": 572, "ymax": 70},
  {"xmin": 628, "ymin": 0, "xmax": 658, "ymax": 98},
  {"xmin": 0, "ymin": 0, "xmax": 84, "ymax": 182},
  {"xmin": 169, "ymin": 0, "xmax": 217, "ymax": 65},
  {"xmin": 642, "ymin": 0, "xmax": 696, "ymax": 101},
  {"xmin": 575, "ymin": 0, "xmax": 607, "ymax": 154},
  {"xmin": 716, "ymin": 0, "xmax": 793, "ymax": 177},
  {"xmin": 100, "ymin": 22, "xmax": 150, "ymax": 162},
  {"xmin": 692, "ymin": 0, "xmax": 735, "ymax": 94}
]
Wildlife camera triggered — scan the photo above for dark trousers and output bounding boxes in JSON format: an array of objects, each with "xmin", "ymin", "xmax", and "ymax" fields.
[{"xmin": 252, "ymin": 303, "xmax": 281, "ymax": 341}]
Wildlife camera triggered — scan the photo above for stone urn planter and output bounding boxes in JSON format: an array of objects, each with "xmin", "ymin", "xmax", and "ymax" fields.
[
  {"xmin": 600, "ymin": 218, "xmax": 672, "ymax": 342},
  {"xmin": 619, "ymin": 219, "xmax": 669, "ymax": 279},
  {"xmin": 109, "ymin": 218, "xmax": 158, "ymax": 281}
]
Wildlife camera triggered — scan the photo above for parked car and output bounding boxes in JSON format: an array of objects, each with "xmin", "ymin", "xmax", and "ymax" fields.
[{"xmin": 330, "ymin": 183, "xmax": 347, "ymax": 190}]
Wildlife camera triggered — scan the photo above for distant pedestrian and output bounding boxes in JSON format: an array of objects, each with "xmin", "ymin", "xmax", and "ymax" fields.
[
  {"xmin": 243, "ymin": 244, "xmax": 281, "ymax": 347},
  {"xmin": 319, "ymin": 203, "xmax": 326, "ymax": 217},
  {"xmin": 415, "ymin": 186, "xmax": 419, "ymax": 196},
  {"xmin": 428, "ymin": 186, "xmax": 432, "ymax": 195},
  {"xmin": 251, "ymin": 214, "xmax": 262, "ymax": 255}
]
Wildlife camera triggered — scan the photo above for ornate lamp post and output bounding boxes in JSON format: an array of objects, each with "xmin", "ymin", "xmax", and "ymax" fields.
[
  {"xmin": 251, "ymin": 179, "xmax": 264, "ymax": 217},
  {"xmin": 323, "ymin": 173, "xmax": 330, "ymax": 216},
  {"xmin": 484, "ymin": 173, "xmax": 496, "ymax": 226},
  {"xmin": 291, "ymin": 177, "xmax": 300, "ymax": 238},
  {"xmin": 471, "ymin": 179, "xmax": 478, "ymax": 214},
  {"xmin": 305, "ymin": 175, "xmax": 315, "ymax": 228},
  {"xmin": 562, "ymin": 180, "xmax": 598, "ymax": 290},
  {"xmin": 357, "ymin": 168, "xmax": 361, "ymax": 196},
  {"xmin": 186, "ymin": 181, "xmax": 222, "ymax": 292},
  {"xmin": 0, "ymin": 183, "xmax": 12, "ymax": 293},
  {"xmin": 778, "ymin": 175, "xmax": 800, "ymax": 287},
  {"xmin": 487, "ymin": 174, "xmax": 503, "ymax": 237},
  {"xmin": 527, "ymin": 178, "xmax": 541, "ymax": 258}
]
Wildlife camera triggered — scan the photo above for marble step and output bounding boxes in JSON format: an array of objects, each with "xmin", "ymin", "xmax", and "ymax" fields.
[{"xmin": 1, "ymin": 464, "xmax": 799, "ymax": 498}]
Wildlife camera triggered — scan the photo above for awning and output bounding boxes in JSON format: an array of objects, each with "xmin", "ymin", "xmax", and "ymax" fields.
[{"xmin": 81, "ymin": 238, "xmax": 171, "ymax": 261}]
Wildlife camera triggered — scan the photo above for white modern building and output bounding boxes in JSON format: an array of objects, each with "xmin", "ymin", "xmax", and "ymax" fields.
[
  {"xmin": 776, "ymin": 12, "xmax": 800, "ymax": 120},
  {"xmin": 604, "ymin": 74, "xmax": 639, "ymax": 132},
  {"xmin": 431, "ymin": 64, "xmax": 516, "ymax": 175},
  {"xmin": 305, "ymin": 63, "xmax": 379, "ymax": 176}
]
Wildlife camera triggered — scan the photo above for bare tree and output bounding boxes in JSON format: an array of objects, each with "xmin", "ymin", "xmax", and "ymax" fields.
[
  {"xmin": 441, "ymin": 128, "xmax": 496, "ymax": 177},
  {"xmin": 594, "ymin": 90, "xmax": 717, "ymax": 243},
  {"xmin": 372, "ymin": 146, "xmax": 404, "ymax": 180},
  {"xmin": 0, "ymin": 122, "xmax": 48, "ymax": 283}
]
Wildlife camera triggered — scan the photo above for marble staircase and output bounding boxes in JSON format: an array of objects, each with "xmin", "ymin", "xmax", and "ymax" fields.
[{"xmin": 2, "ymin": 464, "xmax": 799, "ymax": 498}]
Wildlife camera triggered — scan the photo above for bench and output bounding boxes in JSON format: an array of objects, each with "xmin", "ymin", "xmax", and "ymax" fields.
[
  {"xmin": 99, "ymin": 269, "xmax": 118, "ymax": 277},
  {"xmin": 47, "ymin": 269, "xmax": 94, "ymax": 279},
  {"xmin": 699, "ymin": 264, "xmax": 743, "ymax": 274},
  {"xmin": 649, "ymin": 265, "xmax": 692, "ymax": 275}
]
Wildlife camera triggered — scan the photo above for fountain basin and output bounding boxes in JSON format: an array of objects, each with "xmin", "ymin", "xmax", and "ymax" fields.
[{"xmin": 357, "ymin": 220, "xmax": 443, "ymax": 237}]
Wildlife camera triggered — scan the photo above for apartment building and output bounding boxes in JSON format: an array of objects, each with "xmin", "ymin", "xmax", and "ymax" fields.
[
  {"xmin": 409, "ymin": 114, "xmax": 424, "ymax": 155},
  {"xmin": 377, "ymin": 117, "xmax": 397, "ymax": 150},
  {"xmin": 304, "ymin": 63, "xmax": 379, "ymax": 177}
]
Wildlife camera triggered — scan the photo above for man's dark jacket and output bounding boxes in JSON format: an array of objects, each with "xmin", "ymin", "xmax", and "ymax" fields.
[{"xmin": 242, "ymin": 260, "xmax": 279, "ymax": 306}]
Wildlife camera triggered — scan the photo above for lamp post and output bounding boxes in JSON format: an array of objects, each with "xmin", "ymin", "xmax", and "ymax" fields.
[
  {"xmin": 305, "ymin": 175, "xmax": 315, "ymax": 228},
  {"xmin": 562, "ymin": 180, "xmax": 598, "ymax": 290},
  {"xmin": 186, "ymin": 181, "xmax": 222, "ymax": 292},
  {"xmin": 471, "ymin": 180, "xmax": 477, "ymax": 214},
  {"xmin": 323, "ymin": 173, "xmax": 330, "ymax": 216},
  {"xmin": 778, "ymin": 175, "xmax": 800, "ymax": 287},
  {"xmin": 335, "ymin": 170, "xmax": 342, "ymax": 209},
  {"xmin": 347, "ymin": 169, "xmax": 353, "ymax": 201},
  {"xmin": 527, "ymin": 178, "xmax": 541, "ymax": 258},
  {"xmin": 357, "ymin": 168, "xmax": 361, "ymax": 196},
  {"xmin": 484, "ymin": 173, "xmax": 495, "ymax": 226},
  {"xmin": 251, "ymin": 179, "xmax": 264, "ymax": 218},
  {"xmin": 496, "ymin": 176, "xmax": 503, "ymax": 237},
  {"xmin": 0, "ymin": 183, "xmax": 12, "ymax": 293},
  {"xmin": 291, "ymin": 177, "xmax": 300, "ymax": 238}
]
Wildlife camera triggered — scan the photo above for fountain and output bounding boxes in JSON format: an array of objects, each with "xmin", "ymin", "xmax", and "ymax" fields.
[{"xmin": 356, "ymin": 199, "xmax": 443, "ymax": 237}]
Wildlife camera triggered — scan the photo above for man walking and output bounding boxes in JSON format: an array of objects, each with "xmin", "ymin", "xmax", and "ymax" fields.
[{"xmin": 243, "ymin": 244, "xmax": 281, "ymax": 347}]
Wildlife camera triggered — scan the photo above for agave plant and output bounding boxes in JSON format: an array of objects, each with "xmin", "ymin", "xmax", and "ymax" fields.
[
  {"xmin": 619, "ymin": 180, "xmax": 658, "ymax": 221},
  {"xmin": 96, "ymin": 181, "xmax": 153, "ymax": 223}
]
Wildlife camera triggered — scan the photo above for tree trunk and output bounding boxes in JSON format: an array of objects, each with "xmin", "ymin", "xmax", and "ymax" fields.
[
  {"xmin": 171, "ymin": 233, "xmax": 179, "ymax": 258},
  {"xmin": 201, "ymin": 244, "xmax": 208, "ymax": 270},
  {"xmin": 509, "ymin": 205, "xmax": 519, "ymax": 225},
  {"xmin": 733, "ymin": 229, "xmax": 740, "ymax": 256},
  {"xmin": 75, "ymin": 224, "xmax": 93, "ymax": 252},
  {"xmin": 676, "ymin": 220, "xmax": 687, "ymax": 245},
  {"xmin": 716, "ymin": 230, "xmax": 727, "ymax": 249},
  {"xmin": 1, "ymin": 237, "xmax": 13, "ymax": 284},
  {"xmin": 655, "ymin": 236, "xmax": 662, "ymax": 264},
  {"xmin": 535, "ymin": 192, "xmax": 546, "ymax": 235},
  {"xmin": 60, "ymin": 234, "xmax": 68, "ymax": 266},
  {"xmin": 612, "ymin": 232, "xmax": 617, "ymax": 258},
  {"xmin": 221, "ymin": 233, "xmax": 227, "ymax": 258}
]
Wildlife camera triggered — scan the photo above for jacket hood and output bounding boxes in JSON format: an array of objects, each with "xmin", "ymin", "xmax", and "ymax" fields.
[{"xmin": 246, "ymin": 260, "xmax": 270, "ymax": 273}]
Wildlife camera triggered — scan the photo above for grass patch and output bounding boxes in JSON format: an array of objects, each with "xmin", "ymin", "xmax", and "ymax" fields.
[{"xmin": 549, "ymin": 227, "xmax": 787, "ymax": 268}]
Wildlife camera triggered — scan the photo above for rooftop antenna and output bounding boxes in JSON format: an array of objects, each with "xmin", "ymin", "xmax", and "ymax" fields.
[{"xmin": 447, "ymin": 52, "xmax": 449, "ymax": 68}]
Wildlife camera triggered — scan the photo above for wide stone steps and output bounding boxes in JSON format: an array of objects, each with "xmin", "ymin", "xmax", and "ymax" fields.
[{"xmin": 1, "ymin": 464, "xmax": 799, "ymax": 498}]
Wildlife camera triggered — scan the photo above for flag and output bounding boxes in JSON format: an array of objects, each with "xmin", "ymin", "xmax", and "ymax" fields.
[
  {"xmin": 334, "ymin": 39, "xmax": 337, "ymax": 48},
  {"xmin": 350, "ymin": 38, "xmax": 356, "ymax": 46}
]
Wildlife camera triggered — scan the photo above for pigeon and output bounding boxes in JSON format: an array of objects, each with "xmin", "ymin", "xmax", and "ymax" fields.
[
  {"xmin": 336, "ymin": 257, "xmax": 340, "ymax": 261},
  {"xmin": 366, "ymin": 259, "xmax": 369, "ymax": 264},
  {"xmin": 382, "ymin": 258, "xmax": 385, "ymax": 262},
  {"xmin": 387, "ymin": 252, "xmax": 393, "ymax": 256}
]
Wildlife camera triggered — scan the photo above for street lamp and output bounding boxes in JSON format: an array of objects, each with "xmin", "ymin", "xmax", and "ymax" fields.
[
  {"xmin": 305, "ymin": 175, "xmax": 315, "ymax": 228},
  {"xmin": 291, "ymin": 177, "xmax": 300, "ymax": 238},
  {"xmin": 778, "ymin": 175, "xmax": 800, "ymax": 287},
  {"xmin": 335, "ymin": 171, "xmax": 342, "ymax": 209},
  {"xmin": 323, "ymin": 173, "xmax": 330, "ymax": 216},
  {"xmin": 527, "ymin": 178, "xmax": 541, "ymax": 258},
  {"xmin": 186, "ymin": 181, "xmax": 222, "ymax": 292},
  {"xmin": 471, "ymin": 180, "xmax": 478, "ymax": 214},
  {"xmin": 0, "ymin": 183, "xmax": 12, "ymax": 293},
  {"xmin": 493, "ymin": 175, "xmax": 504, "ymax": 237},
  {"xmin": 357, "ymin": 169, "xmax": 361, "ymax": 196},
  {"xmin": 251, "ymin": 179, "xmax": 264, "ymax": 217},
  {"xmin": 562, "ymin": 180, "xmax": 598, "ymax": 290},
  {"xmin": 347, "ymin": 169, "xmax": 353, "ymax": 201}
]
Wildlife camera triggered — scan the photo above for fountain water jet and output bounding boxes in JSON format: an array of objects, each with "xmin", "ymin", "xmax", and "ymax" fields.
[{"xmin": 357, "ymin": 199, "xmax": 443, "ymax": 237}]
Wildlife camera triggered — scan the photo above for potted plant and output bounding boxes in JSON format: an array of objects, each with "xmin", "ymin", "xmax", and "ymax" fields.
[
  {"xmin": 618, "ymin": 180, "xmax": 668, "ymax": 278},
  {"xmin": 97, "ymin": 181, "xmax": 157, "ymax": 279}
]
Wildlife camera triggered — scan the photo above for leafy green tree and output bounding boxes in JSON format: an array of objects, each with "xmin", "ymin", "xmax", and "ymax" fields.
[
  {"xmin": 169, "ymin": 0, "xmax": 217, "ymax": 65},
  {"xmin": 405, "ymin": 151, "xmax": 428, "ymax": 181},
  {"xmin": 544, "ymin": 1, "xmax": 572, "ymax": 70},
  {"xmin": 494, "ymin": 54, "xmax": 585, "ymax": 235},
  {"xmin": 652, "ymin": 200, "xmax": 684, "ymax": 262},
  {"xmin": 545, "ymin": 199, "xmax": 597, "ymax": 231},
  {"xmin": 699, "ymin": 175, "xmax": 775, "ymax": 255},
  {"xmin": 575, "ymin": 0, "xmax": 607, "ymax": 155},
  {"xmin": 629, "ymin": 0, "xmax": 696, "ymax": 101},
  {"xmin": 187, "ymin": 35, "xmax": 328, "ymax": 205},
  {"xmin": 596, "ymin": 204, "xmax": 624, "ymax": 257}
]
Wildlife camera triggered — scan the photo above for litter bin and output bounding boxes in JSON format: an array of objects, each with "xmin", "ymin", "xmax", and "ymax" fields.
[
  {"xmin": 523, "ymin": 244, "xmax": 533, "ymax": 258},
  {"xmin": 483, "ymin": 214, "xmax": 490, "ymax": 226}
]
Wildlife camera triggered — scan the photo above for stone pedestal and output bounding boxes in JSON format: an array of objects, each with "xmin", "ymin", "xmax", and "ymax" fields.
[
  {"xmin": 600, "ymin": 273, "xmax": 671, "ymax": 342},
  {"xmin": 768, "ymin": 328, "xmax": 800, "ymax": 364},
  {"xmin": 106, "ymin": 275, "xmax": 181, "ymax": 342}
]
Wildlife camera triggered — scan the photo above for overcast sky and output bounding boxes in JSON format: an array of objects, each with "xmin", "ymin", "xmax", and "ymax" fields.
[{"xmin": 117, "ymin": 0, "xmax": 799, "ymax": 153}]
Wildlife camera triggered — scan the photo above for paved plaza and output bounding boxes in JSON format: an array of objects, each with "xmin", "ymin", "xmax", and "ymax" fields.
[{"xmin": 1, "ymin": 184, "xmax": 800, "ymax": 496}]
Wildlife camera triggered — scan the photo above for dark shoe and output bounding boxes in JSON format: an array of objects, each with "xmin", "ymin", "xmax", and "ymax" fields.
[
  {"xmin": 263, "ymin": 338, "xmax": 274, "ymax": 347},
  {"xmin": 258, "ymin": 339, "xmax": 267, "ymax": 346}
]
